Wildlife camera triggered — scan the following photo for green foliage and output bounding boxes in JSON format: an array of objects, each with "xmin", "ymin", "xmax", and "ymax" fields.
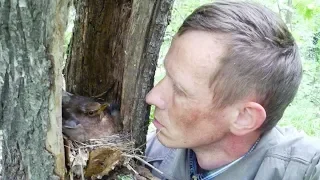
[
  {"xmin": 151, "ymin": 0, "xmax": 320, "ymax": 137},
  {"xmin": 280, "ymin": 59, "xmax": 320, "ymax": 137},
  {"xmin": 295, "ymin": 0, "xmax": 320, "ymax": 21},
  {"xmin": 116, "ymin": 175, "xmax": 134, "ymax": 180}
]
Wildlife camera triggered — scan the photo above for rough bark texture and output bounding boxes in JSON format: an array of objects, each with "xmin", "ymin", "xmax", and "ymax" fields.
[
  {"xmin": 122, "ymin": 0, "xmax": 174, "ymax": 148},
  {"xmin": 64, "ymin": 0, "xmax": 131, "ymax": 104},
  {"xmin": 0, "ymin": 0, "xmax": 69, "ymax": 179},
  {"xmin": 64, "ymin": 0, "xmax": 174, "ymax": 149}
]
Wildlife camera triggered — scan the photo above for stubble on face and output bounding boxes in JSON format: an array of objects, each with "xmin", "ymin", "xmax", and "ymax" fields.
[{"xmin": 152, "ymin": 31, "xmax": 232, "ymax": 148}]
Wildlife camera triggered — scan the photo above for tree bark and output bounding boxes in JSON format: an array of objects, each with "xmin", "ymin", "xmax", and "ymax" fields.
[
  {"xmin": 0, "ymin": 0, "xmax": 69, "ymax": 179},
  {"xmin": 64, "ymin": 0, "xmax": 131, "ymax": 104},
  {"xmin": 64, "ymin": 0, "xmax": 174, "ymax": 149},
  {"xmin": 122, "ymin": 0, "xmax": 174, "ymax": 149}
]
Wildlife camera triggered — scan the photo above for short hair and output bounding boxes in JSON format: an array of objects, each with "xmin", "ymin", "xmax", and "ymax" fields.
[{"xmin": 177, "ymin": 1, "xmax": 302, "ymax": 132}]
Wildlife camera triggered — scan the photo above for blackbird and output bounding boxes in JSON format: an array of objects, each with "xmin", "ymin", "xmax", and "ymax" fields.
[{"xmin": 62, "ymin": 91, "xmax": 119, "ymax": 142}]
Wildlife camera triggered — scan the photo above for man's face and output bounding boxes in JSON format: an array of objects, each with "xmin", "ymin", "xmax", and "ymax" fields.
[{"xmin": 146, "ymin": 31, "xmax": 238, "ymax": 148}]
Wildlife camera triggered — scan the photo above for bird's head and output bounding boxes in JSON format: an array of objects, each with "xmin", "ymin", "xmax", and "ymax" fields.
[{"xmin": 62, "ymin": 91, "xmax": 119, "ymax": 142}]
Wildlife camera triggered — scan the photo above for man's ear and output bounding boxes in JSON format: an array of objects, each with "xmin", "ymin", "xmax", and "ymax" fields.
[{"xmin": 230, "ymin": 102, "xmax": 266, "ymax": 136}]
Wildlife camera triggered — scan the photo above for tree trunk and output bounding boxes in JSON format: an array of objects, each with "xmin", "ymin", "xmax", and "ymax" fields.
[
  {"xmin": 122, "ymin": 0, "xmax": 174, "ymax": 149},
  {"xmin": 64, "ymin": 0, "xmax": 131, "ymax": 104},
  {"xmin": 0, "ymin": 0, "xmax": 69, "ymax": 179},
  {"xmin": 285, "ymin": 0, "xmax": 292, "ymax": 30},
  {"xmin": 64, "ymin": 0, "xmax": 174, "ymax": 149}
]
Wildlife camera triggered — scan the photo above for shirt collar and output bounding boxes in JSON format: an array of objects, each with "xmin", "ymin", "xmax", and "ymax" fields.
[{"xmin": 189, "ymin": 137, "xmax": 261, "ymax": 180}]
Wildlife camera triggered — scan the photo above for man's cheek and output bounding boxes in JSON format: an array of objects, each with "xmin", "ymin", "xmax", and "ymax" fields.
[{"xmin": 177, "ymin": 108, "xmax": 201, "ymax": 129}]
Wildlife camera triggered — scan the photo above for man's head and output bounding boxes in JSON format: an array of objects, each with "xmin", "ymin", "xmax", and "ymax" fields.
[{"xmin": 146, "ymin": 1, "xmax": 302, "ymax": 148}]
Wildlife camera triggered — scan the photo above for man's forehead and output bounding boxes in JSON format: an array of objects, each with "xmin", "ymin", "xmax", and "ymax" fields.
[{"xmin": 165, "ymin": 31, "xmax": 227, "ymax": 77}]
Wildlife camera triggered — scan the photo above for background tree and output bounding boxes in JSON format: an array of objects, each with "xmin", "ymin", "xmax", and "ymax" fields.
[{"xmin": 0, "ymin": 0, "xmax": 69, "ymax": 179}]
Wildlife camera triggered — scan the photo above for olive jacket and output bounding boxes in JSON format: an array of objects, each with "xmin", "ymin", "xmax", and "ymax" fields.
[{"xmin": 145, "ymin": 126, "xmax": 320, "ymax": 180}]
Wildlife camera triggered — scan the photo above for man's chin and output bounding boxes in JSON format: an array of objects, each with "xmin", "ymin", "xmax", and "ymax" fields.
[
  {"xmin": 156, "ymin": 132, "xmax": 171, "ymax": 147},
  {"xmin": 156, "ymin": 132, "xmax": 184, "ymax": 148}
]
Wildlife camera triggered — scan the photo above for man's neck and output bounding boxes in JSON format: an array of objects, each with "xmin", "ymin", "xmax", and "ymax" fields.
[{"xmin": 192, "ymin": 132, "xmax": 261, "ymax": 170}]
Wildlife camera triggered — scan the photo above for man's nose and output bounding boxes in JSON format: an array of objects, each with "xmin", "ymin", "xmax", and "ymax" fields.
[{"xmin": 146, "ymin": 80, "xmax": 167, "ymax": 110}]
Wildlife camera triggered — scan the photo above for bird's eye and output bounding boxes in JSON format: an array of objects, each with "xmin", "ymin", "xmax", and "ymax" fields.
[{"xmin": 88, "ymin": 111, "xmax": 95, "ymax": 116}]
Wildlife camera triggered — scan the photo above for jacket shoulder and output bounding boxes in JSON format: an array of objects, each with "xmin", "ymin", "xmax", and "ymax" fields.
[
  {"xmin": 267, "ymin": 127, "xmax": 320, "ymax": 161},
  {"xmin": 256, "ymin": 126, "xmax": 320, "ymax": 180}
]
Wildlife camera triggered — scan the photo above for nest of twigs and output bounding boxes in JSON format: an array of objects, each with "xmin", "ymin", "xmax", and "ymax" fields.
[{"xmin": 64, "ymin": 134, "xmax": 161, "ymax": 180}]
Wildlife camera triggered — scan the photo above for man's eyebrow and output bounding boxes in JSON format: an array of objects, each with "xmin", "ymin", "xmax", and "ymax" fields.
[
  {"xmin": 164, "ymin": 59, "xmax": 180, "ymax": 85},
  {"xmin": 164, "ymin": 65, "xmax": 189, "ymax": 95},
  {"xmin": 164, "ymin": 62, "xmax": 174, "ymax": 81}
]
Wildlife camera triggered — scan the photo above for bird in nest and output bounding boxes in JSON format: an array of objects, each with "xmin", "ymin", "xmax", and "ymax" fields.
[{"xmin": 62, "ymin": 91, "xmax": 120, "ymax": 142}]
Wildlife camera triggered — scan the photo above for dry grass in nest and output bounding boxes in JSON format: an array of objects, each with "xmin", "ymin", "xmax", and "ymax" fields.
[{"xmin": 64, "ymin": 133, "xmax": 162, "ymax": 180}]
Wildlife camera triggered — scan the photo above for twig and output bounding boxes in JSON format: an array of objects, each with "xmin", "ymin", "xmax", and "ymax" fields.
[
  {"xmin": 78, "ymin": 148, "xmax": 85, "ymax": 180},
  {"xmin": 127, "ymin": 164, "xmax": 138, "ymax": 175},
  {"xmin": 123, "ymin": 154, "xmax": 164, "ymax": 175}
]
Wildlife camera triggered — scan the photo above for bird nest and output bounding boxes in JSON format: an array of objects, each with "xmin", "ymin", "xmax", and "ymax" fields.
[{"xmin": 64, "ymin": 133, "xmax": 161, "ymax": 180}]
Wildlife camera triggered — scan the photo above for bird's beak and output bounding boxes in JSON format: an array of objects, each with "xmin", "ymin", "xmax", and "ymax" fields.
[
  {"xmin": 63, "ymin": 119, "xmax": 81, "ymax": 129},
  {"xmin": 97, "ymin": 102, "xmax": 110, "ymax": 114}
]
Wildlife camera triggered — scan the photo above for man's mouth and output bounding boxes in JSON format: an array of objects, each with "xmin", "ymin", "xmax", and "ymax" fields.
[{"xmin": 152, "ymin": 119, "xmax": 165, "ymax": 129}]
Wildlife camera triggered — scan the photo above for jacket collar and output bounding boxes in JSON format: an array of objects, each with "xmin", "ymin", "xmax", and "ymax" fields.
[{"xmin": 156, "ymin": 127, "xmax": 285, "ymax": 180}]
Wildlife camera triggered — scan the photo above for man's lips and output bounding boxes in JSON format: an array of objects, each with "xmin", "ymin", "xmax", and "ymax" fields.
[{"xmin": 152, "ymin": 119, "xmax": 164, "ymax": 129}]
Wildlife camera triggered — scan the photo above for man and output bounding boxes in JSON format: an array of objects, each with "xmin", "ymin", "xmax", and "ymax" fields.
[{"xmin": 145, "ymin": 1, "xmax": 320, "ymax": 180}]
